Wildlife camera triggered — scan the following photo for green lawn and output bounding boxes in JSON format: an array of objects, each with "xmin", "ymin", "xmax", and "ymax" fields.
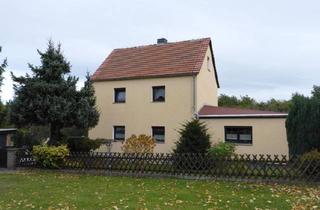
[{"xmin": 0, "ymin": 171, "xmax": 319, "ymax": 210}]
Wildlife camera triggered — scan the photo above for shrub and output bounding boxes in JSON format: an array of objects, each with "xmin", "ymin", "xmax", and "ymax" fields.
[
  {"xmin": 300, "ymin": 149, "xmax": 320, "ymax": 177},
  {"xmin": 121, "ymin": 134, "xmax": 156, "ymax": 153},
  {"xmin": 32, "ymin": 145, "xmax": 69, "ymax": 168},
  {"xmin": 66, "ymin": 136, "xmax": 103, "ymax": 152},
  {"xmin": 174, "ymin": 119, "xmax": 211, "ymax": 154},
  {"xmin": 61, "ymin": 127, "xmax": 87, "ymax": 138},
  {"xmin": 301, "ymin": 149, "xmax": 320, "ymax": 161},
  {"xmin": 12, "ymin": 126, "xmax": 49, "ymax": 149},
  {"xmin": 207, "ymin": 142, "xmax": 235, "ymax": 158}
]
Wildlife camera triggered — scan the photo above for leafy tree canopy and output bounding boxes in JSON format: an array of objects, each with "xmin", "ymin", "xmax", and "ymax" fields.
[
  {"xmin": 218, "ymin": 94, "xmax": 291, "ymax": 112},
  {"xmin": 10, "ymin": 40, "xmax": 99, "ymax": 145}
]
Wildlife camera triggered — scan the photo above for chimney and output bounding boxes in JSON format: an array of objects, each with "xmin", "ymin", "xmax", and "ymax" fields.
[{"xmin": 157, "ymin": 38, "xmax": 168, "ymax": 44}]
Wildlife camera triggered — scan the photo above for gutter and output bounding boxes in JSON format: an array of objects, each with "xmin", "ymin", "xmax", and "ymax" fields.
[{"xmin": 198, "ymin": 114, "xmax": 288, "ymax": 119}]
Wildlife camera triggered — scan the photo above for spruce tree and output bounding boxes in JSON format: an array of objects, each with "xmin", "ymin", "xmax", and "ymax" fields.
[
  {"xmin": 174, "ymin": 119, "xmax": 211, "ymax": 153},
  {"xmin": 11, "ymin": 41, "xmax": 99, "ymax": 145},
  {"xmin": 0, "ymin": 46, "xmax": 7, "ymax": 95},
  {"xmin": 74, "ymin": 73, "xmax": 100, "ymax": 135},
  {"xmin": 0, "ymin": 46, "xmax": 8, "ymax": 126}
]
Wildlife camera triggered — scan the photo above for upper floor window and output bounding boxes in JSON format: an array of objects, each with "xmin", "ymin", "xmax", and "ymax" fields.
[
  {"xmin": 114, "ymin": 126, "xmax": 125, "ymax": 140},
  {"xmin": 152, "ymin": 126, "xmax": 165, "ymax": 143},
  {"xmin": 207, "ymin": 56, "xmax": 211, "ymax": 71},
  {"xmin": 225, "ymin": 126, "xmax": 252, "ymax": 144},
  {"xmin": 152, "ymin": 86, "xmax": 165, "ymax": 102},
  {"xmin": 114, "ymin": 88, "xmax": 126, "ymax": 103}
]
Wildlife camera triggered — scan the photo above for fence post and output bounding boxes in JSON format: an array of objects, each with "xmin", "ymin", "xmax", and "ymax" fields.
[{"xmin": 6, "ymin": 147, "xmax": 18, "ymax": 170}]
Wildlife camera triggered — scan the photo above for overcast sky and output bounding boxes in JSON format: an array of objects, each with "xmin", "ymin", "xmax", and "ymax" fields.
[{"xmin": 1, "ymin": 0, "xmax": 319, "ymax": 102}]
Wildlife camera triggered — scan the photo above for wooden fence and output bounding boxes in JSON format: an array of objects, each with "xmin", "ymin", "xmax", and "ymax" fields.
[{"xmin": 16, "ymin": 151, "xmax": 320, "ymax": 183}]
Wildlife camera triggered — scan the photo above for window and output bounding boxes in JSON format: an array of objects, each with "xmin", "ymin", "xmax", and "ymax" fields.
[
  {"xmin": 152, "ymin": 126, "xmax": 165, "ymax": 142},
  {"xmin": 225, "ymin": 126, "xmax": 252, "ymax": 144},
  {"xmin": 152, "ymin": 86, "xmax": 165, "ymax": 102},
  {"xmin": 207, "ymin": 56, "xmax": 211, "ymax": 71},
  {"xmin": 114, "ymin": 88, "xmax": 126, "ymax": 103},
  {"xmin": 113, "ymin": 126, "xmax": 125, "ymax": 140}
]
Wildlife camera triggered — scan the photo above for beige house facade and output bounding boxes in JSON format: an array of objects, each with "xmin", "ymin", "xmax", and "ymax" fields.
[{"xmin": 89, "ymin": 38, "xmax": 289, "ymax": 156}]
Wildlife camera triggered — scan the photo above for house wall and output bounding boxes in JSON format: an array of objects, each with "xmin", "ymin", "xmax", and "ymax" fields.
[
  {"xmin": 89, "ymin": 76, "xmax": 194, "ymax": 153},
  {"xmin": 201, "ymin": 118, "xmax": 289, "ymax": 156},
  {"xmin": 196, "ymin": 47, "xmax": 218, "ymax": 111}
]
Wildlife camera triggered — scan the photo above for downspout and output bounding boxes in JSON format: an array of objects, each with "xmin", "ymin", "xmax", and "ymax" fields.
[{"xmin": 192, "ymin": 74, "xmax": 198, "ymax": 119}]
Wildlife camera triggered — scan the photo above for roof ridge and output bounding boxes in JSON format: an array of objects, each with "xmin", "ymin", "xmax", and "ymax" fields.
[{"xmin": 113, "ymin": 37, "xmax": 211, "ymax": 51}]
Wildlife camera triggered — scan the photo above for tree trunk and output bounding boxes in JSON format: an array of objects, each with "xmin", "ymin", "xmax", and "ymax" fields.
[{"xmin": 48, "ymin": 123, "xmax": 61, "ymax": 146}]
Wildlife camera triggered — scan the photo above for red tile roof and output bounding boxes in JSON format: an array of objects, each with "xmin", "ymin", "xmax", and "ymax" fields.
[
  {"xmin": 91, "ymin": 38, "xmax": 219, "ymax": 87},
  {"xmin": 198, "ymin": 106, "xmax": 287, "ymax": 118}
]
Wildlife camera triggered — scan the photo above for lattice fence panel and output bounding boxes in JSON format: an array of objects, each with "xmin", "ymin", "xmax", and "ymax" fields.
[{"xmin": 16, "ymin": 151, "xmax": 320, "ymax": 182}]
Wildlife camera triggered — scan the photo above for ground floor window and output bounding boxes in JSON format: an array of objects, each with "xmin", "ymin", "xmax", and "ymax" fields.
[
  {"xmin": 224, "ymin": 126, "xmax": 252, "ymax": 144},
  {"xmin": 113, "ymin": 126, "xmax": 125, "ymax": 140},
  {"xmin": 152, "ymin": 126, "xmax": 165, "ymax": 143}
]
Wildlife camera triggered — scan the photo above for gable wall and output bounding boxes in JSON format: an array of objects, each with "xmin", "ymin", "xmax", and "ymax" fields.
[{"xmin": 195, "ymin": 47, "xmax": 218, "ymax": 112}]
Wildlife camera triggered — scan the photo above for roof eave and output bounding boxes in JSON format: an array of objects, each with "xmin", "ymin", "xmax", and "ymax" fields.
[
  {"xmin": 208, "ymin": 40, "xmax": 220, "ymax": 88},
  {"xmin": 198, "ymin": 114, "xmax": 288, "ymax": 119},
  {"xmin": 91, "ymin": 72, "xmax": 197, "ymax": 82}
]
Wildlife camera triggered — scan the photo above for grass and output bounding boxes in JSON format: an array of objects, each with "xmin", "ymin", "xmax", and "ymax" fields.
[{"xmin": 0, "ymin": 171, "xmax": 319, "ymax": 210}]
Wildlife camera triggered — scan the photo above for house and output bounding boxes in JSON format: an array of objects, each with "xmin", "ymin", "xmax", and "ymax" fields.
[{"xmin": 89, "ymin": 38, "xmax": 288, "ymax": 156}]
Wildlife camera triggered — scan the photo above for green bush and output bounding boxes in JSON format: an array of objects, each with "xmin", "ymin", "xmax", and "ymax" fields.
[
  {"xmin": 12, "ymin": 126, "xmax": 49, "ymax": 149},
  {"xmin": 300, "ymin": 149, "xmax": 320, "ymax": 177},
  {"xmin": 66, "ymin": 136, "xmax": 103, "ymax": 152},
  {"xmin": 32, "ymin": 145, "xmax": 69, "ymax": 168},
  {"xmin": 300, "ymin": 149, "xmax": 320, "ymax": 161},
  {"xmin": 61, "ymin": 127, "xmax": 87, "ymax": 138},
  {"xmin": 207, "ymin": 142, "xmax": 235, "ymax": 158}
]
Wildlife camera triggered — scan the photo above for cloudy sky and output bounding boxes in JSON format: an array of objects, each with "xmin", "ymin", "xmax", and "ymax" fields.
[{"xmin": 1, "ymin": 0, "xmax": 319, "ymax": 102}]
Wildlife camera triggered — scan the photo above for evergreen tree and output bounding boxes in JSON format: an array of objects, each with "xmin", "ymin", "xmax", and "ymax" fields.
[
  {"xmin": 10, "ymin": 41, "xmax": 99, "ymax": 145},
  {"xmin": 74, "ymin": 73, "xmax": 100, "ymax": 135},
  {"xmin": 0, "ymin": 46, "xmax": 7, "ymax": 95},
  {"xmin": 286, "ymin": 86, "xmax": 320, "ymax": 155},
  {"xmin": 0, "ymin": 46, "xmax": 8, "ymax": 126},
  {"xmin": 174, "ymin": 119, "xmax": 211, "ymax": 153}
]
